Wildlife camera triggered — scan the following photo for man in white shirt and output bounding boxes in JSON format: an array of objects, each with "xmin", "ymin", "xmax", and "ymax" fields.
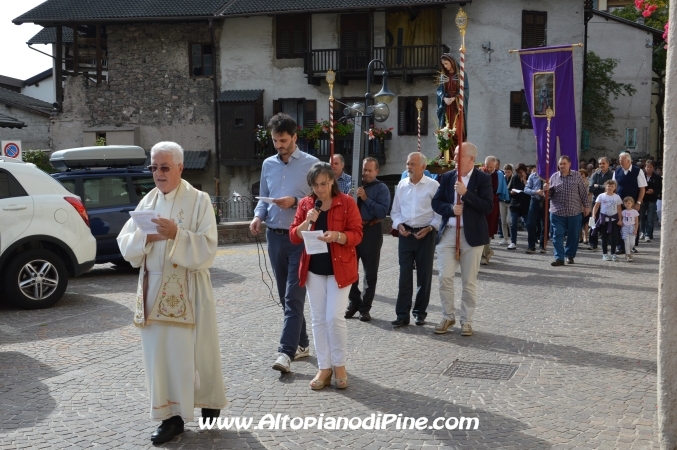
[
  {"xmin": 390, "ymin": 152, "xmax": 441, "ymax": 327},
  {"xmin": 612, "ymin": 151, "xmax": 646, "ymax": 253}
]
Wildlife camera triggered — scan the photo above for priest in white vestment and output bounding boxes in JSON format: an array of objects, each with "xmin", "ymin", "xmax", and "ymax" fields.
[{"xmin": 117, "ymin": 141, "xmax": 226, "ymax": 444}]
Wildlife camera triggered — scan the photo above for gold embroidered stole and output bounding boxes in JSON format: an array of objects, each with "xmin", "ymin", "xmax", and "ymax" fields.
[{"xmin": 133, "ymin": 181, "xmax": 200, "ymax": 328}]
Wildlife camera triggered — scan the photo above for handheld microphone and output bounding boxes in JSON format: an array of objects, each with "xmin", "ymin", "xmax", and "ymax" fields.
[{"xmin": 308, "ymin": 199, "xmax": 322, "ymax": 230}]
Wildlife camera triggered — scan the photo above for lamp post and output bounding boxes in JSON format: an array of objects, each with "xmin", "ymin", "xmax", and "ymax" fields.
[{"xmin": 348, "ymin": 59, "xmax": 395, "ymax": 199}]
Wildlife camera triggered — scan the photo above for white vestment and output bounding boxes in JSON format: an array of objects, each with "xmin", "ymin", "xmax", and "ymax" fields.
[{"xmin": 117, "ymin": 180, "xmax": 227, "ymax": 421}]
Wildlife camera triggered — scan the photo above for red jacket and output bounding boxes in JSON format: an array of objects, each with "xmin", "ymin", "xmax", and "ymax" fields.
[{"xmin": 290, "ymin": 193, "xmax": 363, "ymax": 289}]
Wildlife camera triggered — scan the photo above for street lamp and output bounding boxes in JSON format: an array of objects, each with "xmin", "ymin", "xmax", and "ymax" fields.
[{"xmin": 349, "ymin": 59, "xmax": 396, "ymax": 197}]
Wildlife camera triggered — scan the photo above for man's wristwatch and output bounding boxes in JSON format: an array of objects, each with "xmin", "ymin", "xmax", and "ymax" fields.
[
  {"xmin": 637, "ymin": 201, "xmax": 642, "ymax": 205},
  {"xmin": 292, "ymin": 197, "xmax": 298, "ymax": 208}
]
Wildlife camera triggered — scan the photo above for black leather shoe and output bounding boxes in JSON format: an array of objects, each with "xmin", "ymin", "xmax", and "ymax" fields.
[
  {"xmin": 359, "ymin": 311, "xmax": 371, "ymax": 322},
  {"xmin": 345, "ymin": 304, "xmax": 359, "ymax": 319},
  {"xmin": 566, "ymin": 257, "xmax": 574, "ymax": 264},
  {"xmin": 202, "ymin": 408, "xmax": 220, "ymax": 419},
  {"xmin": 551, "ymin": 259, "xmax": 564, "ymax": 266},
  {"xmin": 415, "ymin": 318, "xmax": 426, "ymax": 326},
  {"xmin": 391, "ymin": 319, "xmax": 409, "ymax": 327},
  {"xmin": 150, "ymin": 417, "xmax": 184, "ymax": 444}
]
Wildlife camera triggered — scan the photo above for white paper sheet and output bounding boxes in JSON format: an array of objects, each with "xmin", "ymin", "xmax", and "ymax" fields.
[
  {"xmin": 301, "ymin": 230, "xmax": 328, "ymax": 255},
  {"xmin": 129, "ymin": 210, "xmax": 160, "ymax": 235},
  {"xmin": 511, "ymin": 189, "xmax": 523, "ymax": 194},
  {"xmin": 255, "ymin": 196, "xmax": 276, "ymax": 204}
]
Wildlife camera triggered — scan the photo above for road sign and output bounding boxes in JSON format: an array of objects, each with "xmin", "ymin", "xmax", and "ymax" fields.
[{"xmin": 1, "ymin": 141, "xmax": 22, "ymax": 160}]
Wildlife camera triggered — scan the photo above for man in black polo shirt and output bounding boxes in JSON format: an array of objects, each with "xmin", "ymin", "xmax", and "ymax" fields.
[
  {"xmin": 587, "ymin": 157, "xmax": 613, "ymax": 251},
  {"xmin": 640, "ymin": 160, "xmax": 661, "ymax": 242},
  {"xmin": 612, "ymin": 152, "xmax": 646, "ymax": 254},
  {"xmin": 345, "ymin": 157, "xmax": 391, "ymax": 322}
]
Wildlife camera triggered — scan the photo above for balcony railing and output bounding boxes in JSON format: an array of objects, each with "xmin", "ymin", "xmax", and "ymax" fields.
[{"xmin": 304, "ymin": 44, "xmax": 449, "ymax": 84}]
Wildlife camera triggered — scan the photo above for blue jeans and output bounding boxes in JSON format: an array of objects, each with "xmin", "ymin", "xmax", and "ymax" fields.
[
  {"xmin": 550, "ymin": 213, "xmax": 583, "ymax": 261},
  {"xmin": 640, "ymin": 201, "xmax": 657, "ymax": 239},
  {"xmin": 527, "ymin": 198, "xmax": 545, "ymax": 250},
  {"xmin": 267, "ymin": 229, "xmax": 309, "ymax": 358}
]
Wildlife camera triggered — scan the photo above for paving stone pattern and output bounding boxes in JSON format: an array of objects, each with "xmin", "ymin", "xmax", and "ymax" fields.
[{"xmin": 0, "ymin": 232, "xmax": 659, "ymax": 449}]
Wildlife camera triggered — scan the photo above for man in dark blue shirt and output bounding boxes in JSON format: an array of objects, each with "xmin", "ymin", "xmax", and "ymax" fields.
[{"xmin": 346, "ymin": 157, "xmax": 391, "ymax": 322}]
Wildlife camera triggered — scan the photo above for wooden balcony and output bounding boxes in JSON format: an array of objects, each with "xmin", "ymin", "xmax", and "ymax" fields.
[{"xmin": 304, "ymin": 44, "xmax": 450, "ymax": 85}]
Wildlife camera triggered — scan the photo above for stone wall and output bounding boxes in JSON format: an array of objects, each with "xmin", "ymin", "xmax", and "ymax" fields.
[
  {"xmin": 0, "ymin": 106, "xmax": 51, "ymax": 150},
  {"xmin": 51, "ymin": 22, "xmax": 219, "ymax": 191}
]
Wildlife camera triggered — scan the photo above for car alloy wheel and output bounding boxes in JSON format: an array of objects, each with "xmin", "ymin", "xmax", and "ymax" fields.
[
  {"xmin": 18, "ymin": 259, "xmax": 60, "ymax": 300},
  {"xmin": 4, "ymin": 249, "xmax": 68, "ymax": 309}
]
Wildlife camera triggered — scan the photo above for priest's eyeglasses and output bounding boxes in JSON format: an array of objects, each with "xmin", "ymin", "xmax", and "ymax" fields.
[{"xmin": 147, "ymin": 165, "xmax": 175, "ymax": 173}]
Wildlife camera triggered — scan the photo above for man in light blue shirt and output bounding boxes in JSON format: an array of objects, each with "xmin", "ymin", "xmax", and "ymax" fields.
[{"xmin": 250, "ymin": 113, "xmax": 319, "ymax": 373}]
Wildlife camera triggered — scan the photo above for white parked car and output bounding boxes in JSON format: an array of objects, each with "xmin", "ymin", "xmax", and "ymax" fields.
[{"xmin": 0, "ymin": 157, "xmax": 96, "ymax": 309}]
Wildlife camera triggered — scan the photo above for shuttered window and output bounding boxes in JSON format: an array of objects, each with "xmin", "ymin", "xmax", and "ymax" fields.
[
  {"xmin": 340, "ymin": 13, "xmax": 371, "ymax": 70},
  {"xmin": 273, "ymin": 98, "xmax": 317, "ymax": 129},
  {"xmin": 522, "ymin": 11, "xmax": 547, "ymax": 49},
  {"xmin": 397, "ymin": 97, "xmax": 428, "ymax": 136},
  {"xmin": 276, "ymin": 15, "xmax": 309, "ymax": 59},
  {"xmin": 510, "ymin": 90, "xmax": 532, "ymax": 129}
]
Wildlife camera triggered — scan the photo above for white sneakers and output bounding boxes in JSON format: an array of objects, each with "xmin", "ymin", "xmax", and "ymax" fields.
[
  {"xmin": 498, "ymin": 238, "xmax": 508, "ymax": 245},
  {"xmin": 272, "ymin": 353, "xmax": 291, "ymax": 373},
  {"xmin": 460, "ymin": 323, "xmax": 473, "ymax": 336},
  {"xmin": 507, "ymin": 243, "xmax": 517, "ymax": 250},
  {"xmin": 294, "ymin": 346, "xmax": 310, "ymax": 360}
]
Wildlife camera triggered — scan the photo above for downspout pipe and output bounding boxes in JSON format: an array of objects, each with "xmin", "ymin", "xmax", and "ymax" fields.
[{"xmin": 210, "ymin": 18, "xmax": 220, "ymax": 197}]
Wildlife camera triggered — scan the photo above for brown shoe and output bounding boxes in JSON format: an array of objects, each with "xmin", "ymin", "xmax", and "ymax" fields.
[
  {"xmin": 344, "ymin": 304, "xmax": 359, "ymax": 319},
  {"xmin": 434, "ymin": 318, "xmax": 456, "ymax": 334}
]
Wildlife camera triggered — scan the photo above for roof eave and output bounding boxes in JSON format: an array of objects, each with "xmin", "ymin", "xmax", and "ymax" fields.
[
  {"xmin": 220, "ymin": 1, "xmax": 470, "ymax": 18},
  {"xmin": 592, "ymin": 9, "xmax": 664, "ymax": 38},
  {"xmin": 2, "ymin": 101, "xmax": 52, "ymax": 117},
  {"xmin": 13, "ymin": 14, "xmax": 221, "ymax": 26}
]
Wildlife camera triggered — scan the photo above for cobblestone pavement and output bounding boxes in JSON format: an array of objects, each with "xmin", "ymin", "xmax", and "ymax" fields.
[{"xmin": 0, "ymin": 230, "xmax": 659, "ymax": 449}]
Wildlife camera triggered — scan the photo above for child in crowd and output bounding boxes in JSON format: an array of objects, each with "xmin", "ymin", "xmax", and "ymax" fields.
[
  {"xmin": 592, "ymin": 180, "xmax": 623, "ymax": 261},
  {"xmin": 621, "ymin": 197, "xmax": 640, "ymax": 262}
]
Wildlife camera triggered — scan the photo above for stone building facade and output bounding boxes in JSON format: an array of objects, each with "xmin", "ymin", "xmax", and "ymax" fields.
[{"xmin": 52, "ymin": 22, "xmax": 219, "ymax": 190}]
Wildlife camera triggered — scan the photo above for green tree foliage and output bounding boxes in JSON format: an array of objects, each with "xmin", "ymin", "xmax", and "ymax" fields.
[
  {"xmin": 582, "ymin": 52, "xmax": 636, "ymax": 151},
  {"xmin": 612, "ymin": 4, "xmax": 668, "ymax": 157},
  {"xmin": 22, "ymin": 150, "xmax": 56, "ymax": 173}
]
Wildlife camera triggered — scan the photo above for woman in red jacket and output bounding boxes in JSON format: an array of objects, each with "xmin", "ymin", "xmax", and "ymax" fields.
[{"xmin": 290, "ymin": 162, "xmax": 363, "ymax": 390}]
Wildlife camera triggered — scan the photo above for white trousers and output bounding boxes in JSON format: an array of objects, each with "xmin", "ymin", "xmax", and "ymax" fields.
[
  {"xmin": 436, "ymin": 229, "xmax": 483, "ymax": 325},
  {"xmin": 306, "ymin": 272, "xmax": 350, "ymax": 369},
  {"xmin": 499, "ymin": 201, "xmax": 511, "ymax": 238},
  {"xmin": 624, "ymin": 235, "xmax": 634, "ymax": 255}
]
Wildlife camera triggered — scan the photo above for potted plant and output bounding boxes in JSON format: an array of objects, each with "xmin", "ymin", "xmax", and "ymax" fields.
[
  {"xmin": 213, "ymin": 202, "xmax": 222, "ymax": 224},
  {"xmin": 254, "ymin": 125, "xmax": 271, "ymax": 158},
  {"xmin": 365, "ymin": 125, "xmax": 393, "ymax": 155}
]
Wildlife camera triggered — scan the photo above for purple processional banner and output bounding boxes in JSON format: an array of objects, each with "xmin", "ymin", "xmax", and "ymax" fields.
[{"xmin": 519, "ymin": 45, "xmax": 578, "ymax": 179}]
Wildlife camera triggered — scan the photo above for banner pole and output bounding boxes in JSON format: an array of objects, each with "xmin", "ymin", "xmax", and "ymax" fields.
[
  {"xmin": 326, "ymin": 70, "xmax": 336, "ymax": 160},
  {"xmin": 543, "ymin": 107, "xmax": 554, "ymax": 250},
  {"xmin": 455, "ymin": 7, "xmax": 468, "ymax": 262}
]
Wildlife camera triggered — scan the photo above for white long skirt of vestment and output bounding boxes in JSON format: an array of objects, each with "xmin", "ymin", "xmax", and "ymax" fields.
[{"xmin": 130, "ymin": 188, "xmax": 226, "ymax": 421}]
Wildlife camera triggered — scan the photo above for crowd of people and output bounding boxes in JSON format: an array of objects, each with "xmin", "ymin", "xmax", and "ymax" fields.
[{"xmin": 116, "ymin": 112, "xmax": 663, "ymax": 443}]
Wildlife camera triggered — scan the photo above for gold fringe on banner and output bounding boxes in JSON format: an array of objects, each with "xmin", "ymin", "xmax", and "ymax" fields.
[{"xmin": 508, "ymin": 43, "xmax": 583, "ymax": 54}]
